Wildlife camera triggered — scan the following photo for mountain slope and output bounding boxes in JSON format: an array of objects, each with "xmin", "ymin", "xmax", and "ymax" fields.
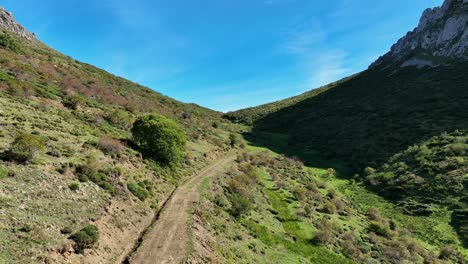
[
  {"xmin": 0, "ymin": 7, "xmax": 240, "ymax": 263},
  {"xmin": 226, "ymin": 0, "xmax": 468, "ymax": 251}
]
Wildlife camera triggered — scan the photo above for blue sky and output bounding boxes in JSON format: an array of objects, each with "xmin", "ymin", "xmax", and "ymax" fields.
[{"xmin": 2, "ymin": 0, "xmax": 442, "ymax": 112}]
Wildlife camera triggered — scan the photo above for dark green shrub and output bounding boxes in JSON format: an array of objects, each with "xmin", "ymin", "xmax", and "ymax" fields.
[
  {"xmin": 131, "ymin": 114, "xmax": 186, "ymax": 164},
  {"xmin": 368, "ymin": 221, "xmax": 391, "ymax": 238},
  {"xmin": 228, "ymin": 193, "xmax": 252, "ymax": 218},
  {"xmin": 69, "ymin": 225, "xmax": 99, "ymax": 253},
  {"xmin": 78, "ymin": 175, "xmax": 89, "ymax": 182},
  {"xmin": 69, "ymin": 182, "xmax": 79, "ymax": 191},
  {"xmin": 127, "ymin": 182, "xmax": 149, "ymax": 201},
  {"xmin": 0, "ymin": 31, "xmax": 20, "ymax": 53},
  {"xmin": 8, "ymin": 133, "xmax": 46, "ymax": 163},
  {"xmin": 100, "ymin": 182, "xmax": 116, "ymax": 196},
  {"xmin": 63, "ymin": 95, "xmax": 84, "ymax": 110}
]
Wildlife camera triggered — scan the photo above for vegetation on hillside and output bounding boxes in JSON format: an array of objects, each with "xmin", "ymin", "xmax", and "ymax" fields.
[
  {"xmin": 131, "ymin": 114, "xmax": 187, "ymax": 165},
  {"xmin": 0, "ymin": 26, "xmax": 240, "ymax": 263},
  {"xmin": 192, "ymin": 148, "xmax": 467, "ymax": 263}
]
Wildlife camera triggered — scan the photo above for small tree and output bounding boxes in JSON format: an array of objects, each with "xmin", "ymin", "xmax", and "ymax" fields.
[
  {"xmin": 131, "ymin": 114, "xmax": 186, "ymax": 164},
  {"xmin": 8, "ymin": 133, "xmax": 46, "ymax": 163}
]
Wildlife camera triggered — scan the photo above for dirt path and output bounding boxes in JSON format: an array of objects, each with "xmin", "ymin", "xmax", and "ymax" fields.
[{"xmin": 126, "ymin": 154, "xmax": 235, "ymax": 264}]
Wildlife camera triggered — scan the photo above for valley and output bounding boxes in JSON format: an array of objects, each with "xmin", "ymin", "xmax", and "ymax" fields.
[{"xmin": 0, "ymin": 0, "xmax": 467, "ymax": 263}]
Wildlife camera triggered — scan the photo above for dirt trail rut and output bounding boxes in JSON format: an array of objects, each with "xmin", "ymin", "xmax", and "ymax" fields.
[{"xmin": 127, "ymin": 154, "xmax": 235, "ymax": 264}]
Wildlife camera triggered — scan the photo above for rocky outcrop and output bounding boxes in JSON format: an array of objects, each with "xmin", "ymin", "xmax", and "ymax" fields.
[
  {"xmin": 0, "ymin": 6, "xmax": 36, "ymax": 40},
  {"xmin": 372, "ymin": 0, "xmax": 468, "ymax": 67}
]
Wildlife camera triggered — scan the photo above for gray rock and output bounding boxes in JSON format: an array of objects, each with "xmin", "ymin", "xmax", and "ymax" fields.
[
  {"xmin": 0, "ymin": 6, "xmax": 36, "ymax": 40},
  {"xmin": 372, "ymin": 0, "xmax": 468, "ymax": 67}
]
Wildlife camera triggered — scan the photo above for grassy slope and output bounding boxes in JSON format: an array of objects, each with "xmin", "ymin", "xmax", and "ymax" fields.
[
  {"xmin": 225, "ymin": 60, "xmax": 468, "ymax": 247},
  {"xmin": 0, "ymin": 31, "xmax": 240, "ymax": 263},
  {"xmin": 191, "ymin": 143, "xmax": 467, "ymax": 263}
]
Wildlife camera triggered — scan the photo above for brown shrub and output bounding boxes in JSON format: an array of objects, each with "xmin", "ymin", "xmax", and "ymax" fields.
[{"xmin": 98, "ymin": 136, "xmax": 124, "ymax": 154}]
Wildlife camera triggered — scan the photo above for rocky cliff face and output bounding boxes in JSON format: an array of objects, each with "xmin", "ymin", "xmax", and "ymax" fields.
[
  {"xmin": 0, "ymin": 6, "xmax": 36, "ymax": 40},
  {"xmin": 372, "ymin": 0, "xmax": 468, "ymax": 67}
]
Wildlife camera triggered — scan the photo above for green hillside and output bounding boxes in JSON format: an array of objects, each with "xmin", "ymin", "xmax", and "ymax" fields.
[{"xmin": 0, "ymin": 29, "xmax": 241, "ymax": 263}]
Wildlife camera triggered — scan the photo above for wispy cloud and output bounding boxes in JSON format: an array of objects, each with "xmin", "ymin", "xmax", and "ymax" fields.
[
  {"xmin": 278, "ymin": 18, "xmax": 352, "ymax": 91},
  {"xmin": 280, "ymin": 19, "xmax": 324, "ymax": 55},
  {"xmin": 305, "ymin": 49, "xmax": 351, "ymax": 89},
  {"xmin": 101, "ymin": 0, "xmax": 156, "ymax": 28}
]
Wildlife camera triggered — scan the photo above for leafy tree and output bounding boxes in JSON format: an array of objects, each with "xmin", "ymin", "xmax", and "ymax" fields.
[{"xmin": 131, "ymin": 114, "xmax": 186, "ymax": 164}]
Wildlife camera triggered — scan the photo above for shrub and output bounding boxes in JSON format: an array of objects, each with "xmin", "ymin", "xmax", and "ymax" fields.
[
  {"xmin": 368, "ymin": 221, "xmax": 391, "ymax": 238},
  {"xmin": 228, "ymin": 193, "xmax": 252, "ymax": 218},
  {"xmin": 367, "ymin": 207, "xmax": 381, "ymax": 221},
  {"xmin": 69, "ymin": 225, "xmax": 99, "ymax": 253},
  {"xmin": 78, "ymin": 175, "xmax": 89, "ymax": 182},
  {"xmin": 87, "ymin": 172, "xmax": 116, "ymax": 195},
  {"xmin": 127, "ymin": 182, "xmax": 150, "ymax": 201},
  {"xmin": 131, "ymin": 114, "xmax": 186, "ymax": 164},
  {"xmin": 8, "ymin": 133, "xmax": 46, "ymax": 163},
  {"xmin": 63, "ymin": 95, "xmax": 84, "ymax": 110},
  {"xmin": 438, "ymin": 246, "xmax": 465, "ymax": 262},
  {"xmin": 97, "ymin": 136, "xmax": 124, "ymax": 154},
  {"xmin": 0, "ymin": 31, "xmax": 20, "ymax": 53},
  {"xmin": 105, "ymin": 110, "xmax": 133, "ymax": 129},
  {"xmin": 322, "ymin": 201, "xmax": 337, "ymax": 214},
  {"xmin": 313, "ymin": 229, "xmax": 334, "ymax": 245},
  {"xmin": 69, "ymin": 182, "xmax": 79, "ymax": 191},
  {"xmin": 364, "ymin": 166, "xmax": 376, "ymax": 176},
  {"xmin": 229, "ymin": 133, "xmax": 242, "ymax": 147},
  {"xmin": 0, "ymin": 166, "xmax": 9, "ymax": 179}
]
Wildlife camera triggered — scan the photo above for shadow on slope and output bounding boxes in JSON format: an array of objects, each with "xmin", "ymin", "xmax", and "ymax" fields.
[{"xmin": 250, "ymin": 61, "xmax": 468, "ymax": 170}]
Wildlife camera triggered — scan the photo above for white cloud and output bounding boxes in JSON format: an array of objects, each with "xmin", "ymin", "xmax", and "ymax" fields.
[
  {"xmin": 278, "ymin": 19, "xmax": 353, "ymax": 91},
  {"xmin": 305, "ymin": 49, "xmax": 351, "ymax": 89}
]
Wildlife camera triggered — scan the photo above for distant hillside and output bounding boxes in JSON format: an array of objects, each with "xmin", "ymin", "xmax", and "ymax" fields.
[{"xmin": 224, "ymin": 75, "xmax": 356, "ymax": 125}]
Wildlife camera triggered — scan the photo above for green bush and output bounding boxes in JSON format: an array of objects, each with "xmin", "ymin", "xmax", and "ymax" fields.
[
  {"xmin": 0, "ymin": 31, "xmax": 20, "ymax": 53},
  {"xmin": 322, "ymin": 201, "xmax": 337, "ymax": 214},
  {"xmin": 69, "ymin": 182, "xmax": 79, "ymax": 191},
  {"xmin": 229, "ymin": 133, "xmax": 242, "ymax": 147},
  {"xmin": 63, "ymin": 95, "xmax": 84, "ymax": 110},
  {"xmin": 0, "ymin": 166, "xmax": 9, "ymax": 179},
  {"xmin": 368, "ymin": 221, "xmax": 391, "ymax": 238},
  {"xmin": 127, "ymin": 182, "xmax": 150, "ymax": 201},
  {"xmin": 8, "ymin": 133, "xmax": 46, "ymax": 163},
  {"xmin": 228, "ymin": 193, "xmax": 252, "ymax": 218},
  {"xmin": 69, "ymin": 225, "xmax": 99, "ymax": 253},
  {"xmin": 131, "ymin": 114, "xmax": 186, "ymax": 164}
]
